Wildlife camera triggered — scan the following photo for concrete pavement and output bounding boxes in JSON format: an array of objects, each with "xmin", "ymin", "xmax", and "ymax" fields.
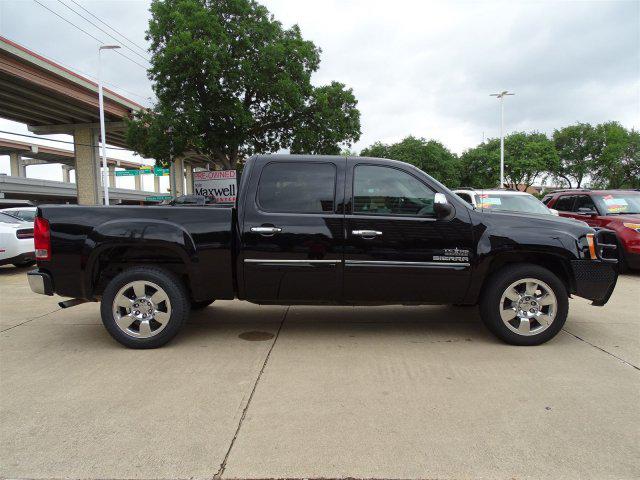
[{"xmin": 1, "ymin": 265, "xmax": 638, "ymax": 479}]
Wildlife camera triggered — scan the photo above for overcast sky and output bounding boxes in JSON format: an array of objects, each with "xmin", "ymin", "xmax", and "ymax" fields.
[{"xmin": 0, "ymin": 0, "xmax": 638, "ymax": 185}]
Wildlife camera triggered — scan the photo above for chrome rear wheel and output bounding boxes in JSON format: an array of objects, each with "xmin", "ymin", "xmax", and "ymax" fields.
[
  {"xmin": 112, "ymin": 280, "xmax": 172, "ymax": 338},
  {"xmin": 101, "ymin": 266, "xmax": 189, "ymax": 348}
]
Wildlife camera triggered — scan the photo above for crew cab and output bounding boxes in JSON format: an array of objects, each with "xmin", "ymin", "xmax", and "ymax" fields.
[
  {"xmin": 543, "ymin": 189, "xmax": 640, "ymax": 271},
  {"xmin": 28, "ymin": 155, "xmax": 618, "ymax": 348}
]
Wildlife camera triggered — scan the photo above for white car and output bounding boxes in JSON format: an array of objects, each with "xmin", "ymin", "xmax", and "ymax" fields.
[
  {"xmin": 0, "ymin": 212, "xmax": 35, "ymax": 267},
  {"xmin": 1, "ymin": 206, "xmax": 36, "ymax": 223},
  {"xmin": 453, "ymin": 188, "xmax": 559, "ymax": 216}
]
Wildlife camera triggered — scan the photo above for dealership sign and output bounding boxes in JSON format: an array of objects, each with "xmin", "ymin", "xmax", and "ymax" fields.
[{"xmin": 193, "ymin": 170, "xmax": 237, "ymax": 204}]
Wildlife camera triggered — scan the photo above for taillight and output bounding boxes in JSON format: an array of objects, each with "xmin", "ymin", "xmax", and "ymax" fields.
[
  {"xmin": 16, "ymin": 228, "xmax": 34, "ymax": 239},
  {"xmin": 34, "ymin": 216, "xmax": 51, "ymax": 260}
]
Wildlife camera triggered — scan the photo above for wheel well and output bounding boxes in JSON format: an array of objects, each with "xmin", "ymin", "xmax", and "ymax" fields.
[
  {"xmin": 90, "ymin": 246, "xmax": 191, "ymax": 299},
  {"xmin": 485, "ymin": 253, "xmax": 573, "ymax": 294}
]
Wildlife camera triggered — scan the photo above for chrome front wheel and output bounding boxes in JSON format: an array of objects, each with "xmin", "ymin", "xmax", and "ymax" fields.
[
  {"xmin": 479, "ymin": 264, "xmax": 568, "ymax": 346},
  {"xmin": 499, "ymin": 278, "xmax": 557, "ymax": 336}
]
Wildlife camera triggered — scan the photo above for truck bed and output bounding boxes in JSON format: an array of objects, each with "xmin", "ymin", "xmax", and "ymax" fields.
[{"xmin": 37, "ymin": 205, "xmax": 235, "ymax": 301}]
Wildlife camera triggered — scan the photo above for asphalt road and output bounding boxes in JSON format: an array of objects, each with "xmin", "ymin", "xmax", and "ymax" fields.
[{"xmin": 1, "ymin": 265, "xmax": 638, "ymax": 480}]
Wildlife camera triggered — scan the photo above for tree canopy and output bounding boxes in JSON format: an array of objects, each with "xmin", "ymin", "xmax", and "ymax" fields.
[
  {"xmin": 360, "ymin": 136, "xmax": 460, "ymax": 187},
  {"xmin": 126, "ymin": 0, "xmax": 361, "ymax": 168},
  {"xmin": 503, "ymin": 132, "xmax": 559, "ymax": 190},
  {"xmin": 551, "ymin": 123, "xmax": 598, "ymax": 188}
]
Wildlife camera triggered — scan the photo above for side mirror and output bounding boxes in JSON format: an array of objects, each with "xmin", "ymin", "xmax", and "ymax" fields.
[
  {"xmin": 549, "ymin": 208, "xmax": 559, "ymax": 216},
  {"xmin": 434, "ymin": 193, "xmax": 454, "ymax": 219},
  {"xmin": 577, "ymin": 207, "xmax": 597, "ymax": 216}
]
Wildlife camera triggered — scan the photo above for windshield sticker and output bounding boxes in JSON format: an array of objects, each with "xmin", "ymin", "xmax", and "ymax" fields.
[
  {"xmin": 603, "ymin": 197, "xmax": 629, "ymax": 213},
  {"xmin": 478, "ymin": 196, "xmax": 501, "ymax": 208}
]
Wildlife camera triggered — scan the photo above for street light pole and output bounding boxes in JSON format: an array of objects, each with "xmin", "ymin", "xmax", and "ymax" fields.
[
  {"xmin": 490, "ymin": 90, "xmax": 514, "ymax": 189},
  {"xmin": 98, "ymin": 45, "xmax": 121, "ymax": 205}
]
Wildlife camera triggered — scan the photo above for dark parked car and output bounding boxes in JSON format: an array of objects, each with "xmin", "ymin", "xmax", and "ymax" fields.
[
  {"xmin": 542, "ymin": 189, "xmax": 640, "ymax": 271},
  {"xmin": 28, "ymin": 155, "xmax": 618, "ymax": 348}
]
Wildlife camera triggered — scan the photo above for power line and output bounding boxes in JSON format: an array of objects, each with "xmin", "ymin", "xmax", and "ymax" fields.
[
  {"xmin": 68, "ymin": 0, "xmax": 149, "ymax": 56},
  {"xmin": 33, "ymin": 0, "xmax": 149, "ymax": 71},
  {"xmin": 56, "ymin": 0, "xmax": 151, "ymax": 64},
  {"xmin": 0, "ymin": 130, "xmax": 132, "ymax": 151}
]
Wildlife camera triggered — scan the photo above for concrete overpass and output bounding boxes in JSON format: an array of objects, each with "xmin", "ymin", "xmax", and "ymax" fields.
[
  {"xmin": 0, "ymin": 137, "xmax": 165, "ymax": 192},
  {"xmin": 0, "ymin": 175, "xmax": 161, "ymax": 205},
  {"xmin": 0, "ymin": 36, "xmax": 207, "ymax": 204}
]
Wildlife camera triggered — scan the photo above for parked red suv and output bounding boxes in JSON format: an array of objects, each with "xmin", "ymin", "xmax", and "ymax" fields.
[{"xmin": 542, "ymin": 189, "xmax": 640, "ymax": 271}]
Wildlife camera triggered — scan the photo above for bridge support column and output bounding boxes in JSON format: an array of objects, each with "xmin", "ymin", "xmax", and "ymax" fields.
[
  {"xmin": 9, "ymin": 153, "xmax": 23, "ymax": 177},
  {"xmin": 134, "ymin": 173, "xmax": 142, "ymax": 191},
  {"xmin": 108, "ymin": 165, "xmax": 116, "ymax": 188},
  {"xmin": 153, "ymin": 174, "xmax": 161, "ymax": 193},
  {"xmin": 61, "ymin": 165, "xmax": 73, "ymax": 183},
  {"xmin": 170, "ymin": 158, "xmax": 185, "ymax": 197},
  {"xmin": 73, "ymin": 127, "xmax": 102, "ymax": 205},
  {"xmin": 185, "ymin": 163, "xmax": 193, "ymax": 194}
]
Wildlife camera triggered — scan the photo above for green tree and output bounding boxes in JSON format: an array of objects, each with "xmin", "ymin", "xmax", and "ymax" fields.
[
  {"xmin": 459, "ymin": 139, "xmax": 500, "ymax": 188},
  {"xmin": 459, "ymin": 132, "xmax": 558, "ymax": 190},
  {"xmin": 360, "ymin": 136, "xmax": 460, "ymax": 187},
  {"xmin": 552, "ymin": 123, "xmax": 597, "ymax": 188},
  {"xmin": 590, "ymin": 122, "xmax": 640, "ymax": 189},
  {"xmin": 504, "ymin": 132, "xmax": 559, "ymax": 191},
  {"xmin": 126, "ymin": 0, "xmax": 361, "ymax": 168}
]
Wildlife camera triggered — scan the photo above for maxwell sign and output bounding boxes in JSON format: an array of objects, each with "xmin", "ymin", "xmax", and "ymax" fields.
[{"xmin": 193, "ymin": 170, "xmax": 237, "ymax": 204}]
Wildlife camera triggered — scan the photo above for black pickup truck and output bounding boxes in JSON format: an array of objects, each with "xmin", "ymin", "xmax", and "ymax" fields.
[{"xmin": 28, "ymin": 155, "xmax": 618, "ymax": 348}]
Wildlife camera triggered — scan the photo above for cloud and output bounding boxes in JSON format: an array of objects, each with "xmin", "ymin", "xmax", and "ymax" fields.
[{"xmin": 0, "ymin": 0, "xmax": 637, "ymax": 170}]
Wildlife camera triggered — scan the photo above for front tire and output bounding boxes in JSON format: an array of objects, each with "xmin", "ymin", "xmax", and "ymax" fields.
[
  {"xmin": 479, "ymin": 264, "xmax": 568, "ymax": 346},
  {"xmin": 100, "ymin": 266, "xmax": 190, "ymax": 349},
  {"xmin": 191, "ymin": 299, "xmax": 215, "ymax": 310}
]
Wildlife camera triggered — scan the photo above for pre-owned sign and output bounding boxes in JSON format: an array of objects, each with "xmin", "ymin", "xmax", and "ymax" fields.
[{"xmin": 193, "ymin": 170, "xmax": 237, "ymax": 204}]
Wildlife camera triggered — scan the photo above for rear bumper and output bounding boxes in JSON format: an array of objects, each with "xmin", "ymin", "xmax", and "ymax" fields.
[
  {"xmin": 570, "ymin": 260, "xmax": 618, "ymax": 306},
  {"xmin": 27, "ymin": 269, "xmax": 54, "ymax": 296}
]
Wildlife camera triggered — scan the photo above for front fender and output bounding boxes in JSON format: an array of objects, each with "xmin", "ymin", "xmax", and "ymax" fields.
[{"xmin": 465, "ymin": 224, "xmax": 580, "ymax": 304}]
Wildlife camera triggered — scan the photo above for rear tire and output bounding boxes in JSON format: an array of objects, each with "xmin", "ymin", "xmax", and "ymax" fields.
[
  {"xmin": 479, "ymin": 264, "xmax": 568, "ymax": 346},
  {"xmin": 100, "ymin": 266, "xmax": 190, "ymax": 349}
]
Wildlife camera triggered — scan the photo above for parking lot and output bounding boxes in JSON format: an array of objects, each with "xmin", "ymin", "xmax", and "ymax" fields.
[{"xmin": 1, "ymin": 265, "xmax": 638, "ymax": 480}]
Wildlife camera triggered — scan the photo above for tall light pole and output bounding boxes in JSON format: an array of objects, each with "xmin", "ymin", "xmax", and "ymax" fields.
[
  {"xmin": 490, "ymin": 90, "xmax": 514, "ymax": 189},
  {"xmin": 98, "ymin": 45, "xmax": 121, "ymax": 205}
]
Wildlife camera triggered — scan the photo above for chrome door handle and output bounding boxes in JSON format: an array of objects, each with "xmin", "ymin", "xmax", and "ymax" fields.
[
  {"xmin": 352, "ymin": 229, "xmax": 382, "ymax": 238},
  {"xmin": 251, "ymin": 226, "xmax": 282, "ymax": 234}
]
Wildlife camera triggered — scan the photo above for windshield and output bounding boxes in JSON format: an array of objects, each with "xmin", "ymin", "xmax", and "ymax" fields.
[
  {"xmin": 475, "ymin": 193, "xmax": 551, "ymax": 215},
  {"xmin": 592, "ymin": 193, "xmax": 640, "ymax": 215},
  {"xmin": 0, "ymin": 212, "xmax": 23, "ymax": 224},
  {"xmin": 12, "ymin": 210, "xmax": 36, "ymax": 222}
]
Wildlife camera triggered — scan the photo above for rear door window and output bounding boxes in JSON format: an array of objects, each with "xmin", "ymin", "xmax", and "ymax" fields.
[
  {"xmin": 456, "ymin": 193, "xmax": 473, "ymax": 204},
  {"xmin": 573, "ymin": 195, "xmax": 598, "ymax": 213},
  {"xmin": 257, "ymin": 162, "xmax": 336, "ymax": 213},
  {"xmin": 553, "ymin": 195, "xmax": 575, "ymax": 212}
]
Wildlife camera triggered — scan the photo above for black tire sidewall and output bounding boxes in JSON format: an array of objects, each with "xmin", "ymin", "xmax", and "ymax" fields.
[
  {"xmin": 480, "ymin": 264, "xmax": 569, "ymax": 346},
  {"xmin": 191, "ymin": 299, "xmax": 215, "ymax": 310},
  {"xmin": 100, "ymin": 266, "xmax": 189, "ymax": 348}
]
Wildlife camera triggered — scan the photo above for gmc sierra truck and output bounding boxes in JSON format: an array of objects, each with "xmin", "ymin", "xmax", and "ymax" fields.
[{"xmin": 28, "ymin": 155, "xmax": 619, "ymax": 348}]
